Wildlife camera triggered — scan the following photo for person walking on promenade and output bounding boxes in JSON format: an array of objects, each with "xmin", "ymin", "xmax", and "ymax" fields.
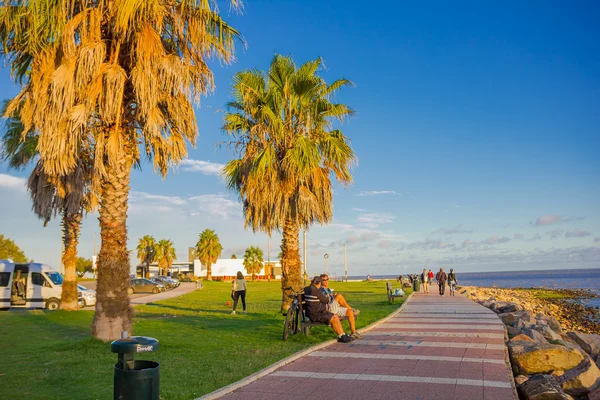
[
  {"xmin": 420, "ymin": 269, "xmax": 429, "ymax": 293},
  {"xmin": 231, "ymin": 271, "xmax": 247, "ymax": 315},
  {"xmin": 448, "ymin": 268, "xmax": 458, "ymax": 296},
  {"xmin": 436, "ymin": 268, "xmax": 448, "ymax": 296},
  {"xmin": 428, "ymin": 269, "xmax": 434, "ymax": 286}
]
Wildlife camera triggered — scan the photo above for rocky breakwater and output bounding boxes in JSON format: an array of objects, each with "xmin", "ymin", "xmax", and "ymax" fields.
[{"xmin": 461, "ymin": 286, "xmax": 600, "ymax": 400}]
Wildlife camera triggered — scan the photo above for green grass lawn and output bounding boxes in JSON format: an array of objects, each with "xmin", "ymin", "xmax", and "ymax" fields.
[{"xmin": 0, "ymin": 280, "xmax": 409, "ymax": 400}]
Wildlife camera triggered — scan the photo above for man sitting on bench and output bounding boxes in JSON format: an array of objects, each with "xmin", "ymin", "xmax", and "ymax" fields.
[
  {"xmin": 304, "ymin": 276, "xmax": 354, "ymax": 343},
  {"xmin": 320, "ymin": 274, "xmax": 362, "ymax": 339}
]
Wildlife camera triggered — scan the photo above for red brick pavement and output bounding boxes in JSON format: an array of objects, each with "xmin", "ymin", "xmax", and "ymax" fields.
[{"xmin": 215, "ymin": 291, "xmax": 517, "ymax": 400}]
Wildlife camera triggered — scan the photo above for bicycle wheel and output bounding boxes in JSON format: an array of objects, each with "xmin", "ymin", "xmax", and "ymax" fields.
[{"xmin": 283, "ymin": 306, "xmax": 295, "ymax": 341}]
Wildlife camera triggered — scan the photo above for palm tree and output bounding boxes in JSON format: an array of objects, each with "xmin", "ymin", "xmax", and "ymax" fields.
[
  {"xmin": 223, "ymin": 55, "xmax": 356, "ymax": 310},
  {"xmin": 1, "ymin": 102, "xmax": 94, "ymax": 311},
  {"xmin": 196, "ymin": 230, "xmax": 222, "ymax": 280},
  {"xmin": 231, "ymin": 254, "xmax": 237, "ymax": 259},
  {"xmin": 0, "ymin": 0, "xmax": 242, "ymax": 340},
  {"xmin": 155, "ymin": 239, "xmax": 176, "ymax": 276},
  {"xmin": 243, "ymin": 246, "xmax": 264, "ymax": 281},
  {"xmin": 136, "ymin": 235, "xmax": 157, "ymax": 278}
]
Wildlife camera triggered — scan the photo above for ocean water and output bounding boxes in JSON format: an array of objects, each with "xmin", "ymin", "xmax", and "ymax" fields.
[{"xmin": 348, "ymin": 268, "xmax": 600, "ymax": 306}]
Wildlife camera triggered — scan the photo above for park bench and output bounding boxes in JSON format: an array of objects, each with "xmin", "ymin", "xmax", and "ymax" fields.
[
  {"xmin": 386, "ymin": 282, "xmax": 404, "ymax": 304},
  {"xmin": 283, "ymin": 292, "xmax": 349, "ymax": 341}
]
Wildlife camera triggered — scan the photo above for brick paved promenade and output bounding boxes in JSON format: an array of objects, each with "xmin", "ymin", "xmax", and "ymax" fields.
[{"xmin": 218, "ymin": 290, "xmax": 517, "ymax": 400}]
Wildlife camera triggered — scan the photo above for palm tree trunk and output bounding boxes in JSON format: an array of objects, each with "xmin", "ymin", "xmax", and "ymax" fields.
[
  {"xmin": 207, "ymin": 263, "xmax": 212, "ymax": 280},
  {"xmin": 280, "ymin": 218, "xmax": 302, "ymax": 311},
  {"xmin": 92, "ymin": 156, "xmax": 133, "ymax": 341},
  {"xmin": 60, "ymin": 210, "xmax": 82, "ymax": 310}
]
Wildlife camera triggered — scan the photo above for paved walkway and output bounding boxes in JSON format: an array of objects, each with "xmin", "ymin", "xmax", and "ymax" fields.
[
  {"xmin": 130, "ymin": 282, "xmax": 197, "ymax": 305},
  {"xmin": 218, "ymin": 290, "xmax": 516, "ymax": 400}
]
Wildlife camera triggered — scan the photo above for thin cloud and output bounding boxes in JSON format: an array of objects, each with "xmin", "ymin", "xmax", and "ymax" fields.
[
  {"xmin": 513, "ymin": 233, "xmax": 525, "ymax": 240},
  {"xmin": 547, "ymin": 229, "xmax": 565, "ymax": 239},
  {"xmin": 595, "ymin": 237, "xmax": 600, "ymax": 243},
  {"xmin": 482, "ymin": 236, "xmax": 511, "ymax": 245},
  {"xmin": 357, "ymin": 212, "xmax": 395, "ymax": 228},
  {"xmin": 356, "ymin": 190, "xmax": 398, "ymax": 197},
  {"xmin": 565, "ymin": 229, "xmax": 591, "ymax": 238},
  {"xmin": 532, "ymin": 215, "xmax": 584, "ymax": 227},
  {"xmin": 0, "ymin": 174, "xmax": 26, "ymax": 191},
  {"xmin": 432, "ymin": 226, "xmax": 473, "ymax": 235},
  {"xmin": 352, "ymin": 207, "xmax": 368, "ymax": 212},
  {"xmin": 180, "ymin": 159, "xmax": 225, "ymax": 176}
]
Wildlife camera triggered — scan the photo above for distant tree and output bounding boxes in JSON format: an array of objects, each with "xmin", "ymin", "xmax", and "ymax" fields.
[
  {"xmin": 231, "ymin": 254, "xmax": 237, "ymax": 259},
  {"xmin": 0, "ymin": 234, "xmax": 27, "ymax": 262},
  {"xmin": 196, "ymin": 230, "xmax": 222, "ymax": 280},
  {"xmin": 243, "ymin": 246, "xmax": 264, "ymax": 281},
  {"xmin": 155, "ymin": 239, "xmax": 176, "ymax": 276},
  {"xmin": 76, "ymin": 257, "xmax": 94, "ymax": 277},
  {"xmin": 136, "ymin": 236, "xmax": 157, "ymax": 278}
]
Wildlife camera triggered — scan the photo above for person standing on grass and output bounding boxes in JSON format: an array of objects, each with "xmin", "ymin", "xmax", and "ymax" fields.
[
  {"xmin": 448, "ymin": 269, "xmax": 458, "ymax": 296},
  {"xmin": 231, "ymin": 271, "xmax": 247, "ymax": 315},
  {"xmin": 420, "ymin": 269, "xmax": 429, "ymax": 293},
  {"xmin": 436, "ymin": 268, "xmax": 448, "ymax": 296}
]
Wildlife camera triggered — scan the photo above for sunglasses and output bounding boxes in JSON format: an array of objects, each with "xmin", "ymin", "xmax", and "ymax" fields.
[{"xmin": 322, "ymin": 278, "xmax": 329, "ymax": 281}]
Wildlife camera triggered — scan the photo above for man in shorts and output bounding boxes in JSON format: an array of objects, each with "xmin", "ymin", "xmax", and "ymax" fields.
[
  {"xmin": 320, "ymin": 274, "xmax": 361, "ymax": 339},
  {"xmin": 304, "ymin": 276, "xmax": 354, "ymax": 343}
]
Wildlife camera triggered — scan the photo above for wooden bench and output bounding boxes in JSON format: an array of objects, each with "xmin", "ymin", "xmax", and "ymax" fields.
[{"xmin": 386, "ymin": 282, "xmax": 404, "ymax": 304}]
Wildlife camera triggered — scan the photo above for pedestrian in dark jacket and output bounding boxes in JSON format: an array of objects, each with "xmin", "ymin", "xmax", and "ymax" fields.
[
  {"xmin": 435, "ymin": 268, "xmax": 448, "ymax": 296},
  {"xmin": 448, "ymin": 269, "xmax": 458, "ymax": 296},
  {"xmin": 304, "ymin": 276, "xmax": 354, "ymax": 343}
]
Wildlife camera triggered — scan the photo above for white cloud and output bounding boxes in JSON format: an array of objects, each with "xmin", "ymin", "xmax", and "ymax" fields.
[
  {"xmin": 0, "ymin": 174, "xmax": 26, "ymax": 191},
  {"xmin": 180, "ymin": 159, "xmax": 225, "ymax": 176},
  {"xmin": 129, "ymin": 190, "xmax": 241, "ymax": 219},
  {"xmin": 352, "ymin": 207, "xmax": 368, "ymax": 212},
  {"xmin": 356, "ymin": 190, "xmax": 398, "ymax": 197},
  {"xmin": 565, "ymin": 229, "xmax": 591, "ymax": 238}
]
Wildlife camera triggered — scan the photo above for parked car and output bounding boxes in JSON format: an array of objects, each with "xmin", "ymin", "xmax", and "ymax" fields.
[
  {"xmin": 153, "ymin": 276, "xmax": 180, "ymax": 289},
  {"xmin": 77, "ymin": 284, "xmax": 96, "ymax": 307},
  {"xmin": 128, "ymin": 278, "xmax": 165, "ymax": 294}
]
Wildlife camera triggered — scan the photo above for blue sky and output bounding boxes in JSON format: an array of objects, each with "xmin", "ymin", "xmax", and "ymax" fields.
[{"xmin": 0, "ymin": 1, "xmax": 599, "ymax": 276}]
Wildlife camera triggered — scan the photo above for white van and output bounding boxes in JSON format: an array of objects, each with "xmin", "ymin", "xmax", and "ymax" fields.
[{"xmin": 0, "ymin": 260, "xmax": 64, "ymax": 310}]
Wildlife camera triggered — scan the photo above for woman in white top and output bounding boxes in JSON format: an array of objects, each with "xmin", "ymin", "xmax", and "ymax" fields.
[{"xmin": 231, "ymin": 271, "xmax": 247, "ymax": 315}]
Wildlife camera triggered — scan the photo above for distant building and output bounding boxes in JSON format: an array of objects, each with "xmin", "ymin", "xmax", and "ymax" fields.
[{"xmin": 136, "ymin": 258, "xmax": 282, "ymax": 280}]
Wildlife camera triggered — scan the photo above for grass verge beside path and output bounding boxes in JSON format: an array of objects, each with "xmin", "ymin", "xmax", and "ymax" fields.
[{"xmin": 0, "ymin": 280, "xmax": 409, "ymax": 400}]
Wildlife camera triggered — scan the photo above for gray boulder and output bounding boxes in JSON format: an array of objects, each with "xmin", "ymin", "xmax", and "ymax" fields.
[
  {"xmin": 500, "ymin": 312, "xmax": 518, "ymax": 326},
  {"xmin": 507, "ymin": 325, "xmax": 522, "ymax": 338},
  {"xmin": 535, "ymin": 325, "xmax": 563, "ymax": 342},
  {"xmin": 567, "ymin": 332, "xmax": 600, "ymax": 361},
  {"xmin": 558, "ymin": 357, "xmax": 600, "ymax": 396},
  {"xmin": 523, "ymin": 328, "xmax": 549, "ymax": 343},
  {"xmin": 517, "ymin": 374, "xmax": 574, "ymax": 400},
  {"xmin": 498, "ymin": 302, "xmax": 523, "ymax": 313}
]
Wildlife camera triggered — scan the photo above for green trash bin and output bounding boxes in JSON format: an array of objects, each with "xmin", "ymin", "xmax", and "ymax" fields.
[
  {"xmin": 112, "ymin": 333, "xmax": 160, "ymax": 400},
  {"xmin": 413, "ymin": 279, "xmax": 420, "ymax": 292}
]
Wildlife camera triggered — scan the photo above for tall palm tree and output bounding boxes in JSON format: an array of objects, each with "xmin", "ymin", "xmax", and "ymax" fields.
[
  {"xmin": 231, "ymin": 254, "xmax": 237, "ymax": 259},
  {"xmin": 155, "ymin": 239, "xmax": 176, "ymax": 276},
  {"xmin": 0, "ymin": 0, "xmax": 242, "ymax": 340},
  {"xmin": 223, "ymin": 55, "xmax": 356, "ymax": 310},
  {"xmin": 136, "ymin": 235, "xmax": 157, "ymax": 278},
  {"xmin": 243, "ymin": 246, "xmax": 264, "ymax": 281},
  {"xmin": 196, "ymin": 229, "xmax": 222, "ymax": 280},
  {"xmin": 1, "ymin": 102, "xmax": 94, "ymax": 311}
]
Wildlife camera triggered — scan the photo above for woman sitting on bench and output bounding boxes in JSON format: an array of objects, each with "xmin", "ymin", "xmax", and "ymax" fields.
[{"xmin": 304, "ymin": 276, "xmax": 354, "ymax": 343}]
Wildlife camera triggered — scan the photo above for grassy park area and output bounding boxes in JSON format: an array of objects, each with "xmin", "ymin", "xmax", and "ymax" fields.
[{"xmin": 0, "ymin": 280, "xmax": 409, "ymax": 400}]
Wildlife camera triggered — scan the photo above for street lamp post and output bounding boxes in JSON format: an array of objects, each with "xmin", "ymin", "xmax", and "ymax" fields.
[{"xmin": 324, "ymin": 253, "xmax": 329, "ymax": 275}]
